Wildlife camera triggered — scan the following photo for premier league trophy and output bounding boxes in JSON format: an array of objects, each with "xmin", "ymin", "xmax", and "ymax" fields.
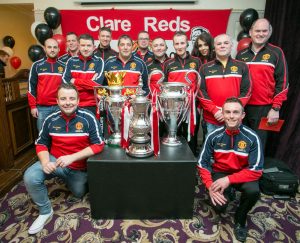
[
  {"xmin": 127, "ymin": 77, "xmax": 153, "ymax": 157},
  {"xmin": 95, "ymin": 71, "xmax": 127, "ymax": 147},
  {"xmin": 158, "ymin": 82, "xmax": 190, "ymax": 146}
]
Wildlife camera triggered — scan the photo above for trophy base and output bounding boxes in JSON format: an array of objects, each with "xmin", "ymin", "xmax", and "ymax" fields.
[
  {"xmin": 127, "ymin": 143, "xmax": 153, "ymax": 158},
  {"xmin": 162, "ymin": 136, "xmax": 182, "ymax": 146},
  {"xmin": 107, "ymin": 133, "xmax": 121, "ymax": 147}
]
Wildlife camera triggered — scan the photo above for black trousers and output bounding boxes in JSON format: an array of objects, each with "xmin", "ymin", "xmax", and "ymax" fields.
[
  {"xmin": 210, "ymin": 172, "xmax": 260, "ymax": 227},
  {"xmin": 243, "ymin": 104, "xmax": 271, "ymax": 151}
]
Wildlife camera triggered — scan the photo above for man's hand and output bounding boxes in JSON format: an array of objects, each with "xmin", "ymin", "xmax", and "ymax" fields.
[
  {"xmin": 214, "ymin": 109, "xmax": 224, "ymax": 122},
  {"xmin": 211, "ymin": 176, "xmax": 230, "ymax": 193},
  {"xmin": 70, "ymin": 78, "xmax": 75, "ymax": 84},
  {"xmin": 42, "ymin": 162, "xmax": 56, "ymax": 174},
  {"xmin": 209, "ymin": 187, "xmax": 227, "ymax": 206},
  {"xmin": 267, "ymin": 109, "xmax": 279, "ymax": 125},
  {"xmin": 56, "ymin": 155, "xmax": 75, "ymax": 168},
  {"xmin": 31, "ymin": 108, "xmax": 38, "ymax": 118}
]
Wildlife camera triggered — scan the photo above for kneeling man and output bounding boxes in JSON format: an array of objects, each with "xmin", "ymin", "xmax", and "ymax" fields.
[
  {"xmin": 197, "ymin": 97, "xmax": 263, "ymax": 242},
  {"xmin": 24, "ymin": 83, "xmax": 104, "ymax": 234}
]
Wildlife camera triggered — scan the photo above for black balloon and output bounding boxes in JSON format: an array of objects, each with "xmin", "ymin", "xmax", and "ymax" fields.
[
  {"xmin": 44, "ymin": 7, "xmax": 61, "ymax": 29},
  {"xmin": 237, "ymin": 30, "xmax": 250, "ymax": 41},
  {"xmin": 3, "ymin": 35, "xmax": 15, "ymax": 48},
  {"xmin": 239, "ymin": 8, "xmax": 259, "ymax": 31},
  {"xmin": 28, "ymin": 45, "xmax": 45, "ymax": 62},
  {"xmin": 35, "ymin": 23, "xmax": 53, "ymax": 45}
]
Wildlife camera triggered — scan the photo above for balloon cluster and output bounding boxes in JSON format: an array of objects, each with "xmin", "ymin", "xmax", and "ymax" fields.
[
  {"xmin": 237, "ymin": 8, "xmax": 259, "ymax": 52},
  {"xmin": 1, "ymin": 35, "xmax": 22, "ymax": 69},
  {"xmin": 28, "ymin": 7, "xmax": 65, "ymax": 62}
]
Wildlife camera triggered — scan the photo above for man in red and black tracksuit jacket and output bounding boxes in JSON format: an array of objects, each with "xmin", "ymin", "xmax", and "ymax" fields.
[
  {"xmin": 24, "ymin": 83, "xmax": 104, "ymax": 235},
  {"xmin": 58, "ymin": 32, "xmax": 79, "ymax": 64},
  {"xmin": 197, "ymin": 97, "xmax": 263, "ymax": 242},
  {"xmin": 28, "ymin": 38, "xmax": 65, "ymax": 131},
  {"xmin": 163, "ymin": 31, "xmax": 202, "ymax": 155},
  {"xmin": 198, "ymin": 34, "xmax": 251, "ymax": 136},
  {"xmin": 62, "ymin": 34, "xmax": 104, "ymax": 115},
  {"xmin": 104, "ymin": 35, "xmax": 149, "ymax": 95},
  {"xmin": 132, "ymin": 31, "xmax": 154, "ymax": 63},
  {"xmin": 236, "ymin": 18, "xmax": 288, "ymax": 150},
  {"xmin": 94, "ymin": 27, "xmax": 118, "ymax": 62},
  {"xmin": 146, "ymin": 37, "xmax": 169, "ymax": 95}
]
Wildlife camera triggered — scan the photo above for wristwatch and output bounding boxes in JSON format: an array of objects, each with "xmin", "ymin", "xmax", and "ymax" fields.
[{"xmin": 271, "ymin": 107, "xmax": 280, "ymax": 111}]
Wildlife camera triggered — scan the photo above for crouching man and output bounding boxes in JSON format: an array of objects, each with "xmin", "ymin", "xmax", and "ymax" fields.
[
  {"xmin": 24, "ymin": 83, "xmax": 104, "ymax": 234},
  {"xmin": 197, "ymin": 97, "xmax": 263, "ymax": 242}
]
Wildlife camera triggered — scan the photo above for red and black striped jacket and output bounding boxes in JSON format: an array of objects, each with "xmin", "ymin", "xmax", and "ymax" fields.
[
  {"xmin": 36, "ymin": 108, "xmax": 104, "ymax": 170},
  {"xmin": 236, "ymin": 43, "xmax": 288, "ymax": 108},
  {"xmin": 197, "ymin": 125, "xmax": 263, "ymax": 189},
  {"xmin": 28, "ymin": 57, "xmax": 65, "ymax": 109},
  {"xmin": 62, "ymin": 54, "xmax": 104, "ymax": 107},
  {"xmin": 104, "ymin": 55, "xmax": 149, "ymax": 95},
  {"xmin": 198, "ymin": 57, "xmax": 251, "ymax": 125}
]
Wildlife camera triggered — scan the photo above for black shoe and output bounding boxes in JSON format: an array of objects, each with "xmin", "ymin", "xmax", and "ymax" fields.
[{"xmin": 234, "ymin": 223, "xmax": 248, "ymax": 242}]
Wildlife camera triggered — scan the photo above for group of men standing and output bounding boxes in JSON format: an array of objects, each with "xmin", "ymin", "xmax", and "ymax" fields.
[{"xmin": 24, "ymin": 18, "xmax": 288, "ymax": 242}]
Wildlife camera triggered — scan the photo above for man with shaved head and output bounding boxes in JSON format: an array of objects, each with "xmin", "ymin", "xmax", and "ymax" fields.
[
  {"xmin": 198, "ymin": 34, "xmax": 252, "ymax": 135},
  {"xmin": 28, "ymin": 38, "xmax": 65, "ymax": 131},
  {"xmin": 236, "ymin": 18, "xmax": 288, "ymax": 150}
]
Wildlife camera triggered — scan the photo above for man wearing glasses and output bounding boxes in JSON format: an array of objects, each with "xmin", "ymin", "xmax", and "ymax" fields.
[{"xmin": 133, "ymin": 31, "xmax": 154, "ymax": 62}]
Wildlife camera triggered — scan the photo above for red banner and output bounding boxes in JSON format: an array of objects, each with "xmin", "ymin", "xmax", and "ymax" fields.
[{"xmin": 60, "ymin": 9, "xmax": 231, "ymax": 40}]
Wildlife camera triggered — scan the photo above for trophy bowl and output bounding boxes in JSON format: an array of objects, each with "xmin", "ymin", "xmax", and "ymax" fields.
[{"xmin": 158, "ymin": 82, "xmax": 190, "ymax": 146}]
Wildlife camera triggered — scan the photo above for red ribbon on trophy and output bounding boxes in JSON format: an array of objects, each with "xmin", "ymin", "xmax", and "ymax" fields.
[
  {"xmin": 187, "ymin": 90, "xmax": 196, "ymax": 142},
  {"xmin": 121, "ymin": 99, "xmax": 131, "ymax": 149},
  {"xmin": 151, "ymin": 90, "xmax": 160, "ymax": 156}
]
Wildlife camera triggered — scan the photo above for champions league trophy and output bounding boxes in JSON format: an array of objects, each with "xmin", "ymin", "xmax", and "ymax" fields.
[
  {"xmin": 95, "ymin": 71, "xmax": 127, "ymax": 146},
  {"xmin": 127, "ymin": 76, "xmax": 153, "ymax": 158},
  {"xmin": 158, "ymin": 82, "xmax": 190, "ymax": 146}
]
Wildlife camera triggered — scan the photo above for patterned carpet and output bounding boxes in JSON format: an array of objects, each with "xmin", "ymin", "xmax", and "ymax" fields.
[{"xmin": 0, "ymin": 176, "xmax": 299, "ymax": 243}]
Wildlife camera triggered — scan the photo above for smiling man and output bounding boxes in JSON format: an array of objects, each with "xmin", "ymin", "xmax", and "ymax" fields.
[
  {"xmin": 133, "ymin": 31, "xmax": 154, "ymax": 62},
  {"xmin": 58, "ymin": 32, "xmax": 79, "ymax": 64},
  {"xmin": 236, "ymin": 18, "xmax": 288, "ymax": 150},
  {"xmin": 104, "ymin": 34, "xmax": 149, "ymax": 95},
  {"xmin": 63, "ymin": 34, "xmax": 104, "ymax": 115},
  {"xmin": 197, "ymin": 97, "xmax": 263, "ymax": 242},
  {"xmin": 24, "ymin": 83, "xmax": 104, "ymax": 235},
  {"xmin": 28, "ymin": 38, "xmax": 65, "ymax": 131},
  {"xmin": 94, "ymin": 27, "xmax": 117, "ymax": 61},
  {"xmin": 146, "ymin": 37, "xmax": 169, "ymax": 94},
  {"xmin": 198, "ymin": 34, "xmax": 252, "ymax": 135}
]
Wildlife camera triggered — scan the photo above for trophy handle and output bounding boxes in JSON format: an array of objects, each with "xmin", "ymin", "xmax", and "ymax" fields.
[
  {"xmin": 184, "ymin": 69, "xmax": 201, "ymax": 94},
  {"xmin": 148, "ymin": 70, "xmax": 165, "ymax": 95}
]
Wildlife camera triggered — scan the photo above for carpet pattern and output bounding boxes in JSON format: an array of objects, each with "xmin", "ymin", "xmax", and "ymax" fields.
[{"xmin": 0, "ymin": 176, "xmax": 299, "ymax": 243}]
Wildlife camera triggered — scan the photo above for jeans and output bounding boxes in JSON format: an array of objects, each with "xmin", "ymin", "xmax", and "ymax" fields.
[
  {"xmin": 37, "ymin": 105, "xmax": 59, "ymax": 131},
  {"xmin": 23, "ymin": 155, "xmax": 88, "ymax": 215}
]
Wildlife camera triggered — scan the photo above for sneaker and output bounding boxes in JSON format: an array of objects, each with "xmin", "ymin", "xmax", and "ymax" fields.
[
  {"xmin": 234, "ymin": 223, "xmax": 248, "ymax": 242},
  {"xmin": 28, "ymin": 209, "xmax": 53, "ymax": 234}
]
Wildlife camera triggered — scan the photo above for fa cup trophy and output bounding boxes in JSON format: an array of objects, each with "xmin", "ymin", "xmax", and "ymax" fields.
[
  {"xmin": 158, "ymin": 82, "xmax": 190, "ymax": 146},
  {"xmin": 126, "ymin": 76, "xmax": 153, "ymax": 158}
]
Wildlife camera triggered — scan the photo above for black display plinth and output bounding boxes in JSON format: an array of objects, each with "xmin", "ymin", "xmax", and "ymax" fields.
[{"xmin": 87, "ymin": 139, "xmax": 197, "ymax": 219}]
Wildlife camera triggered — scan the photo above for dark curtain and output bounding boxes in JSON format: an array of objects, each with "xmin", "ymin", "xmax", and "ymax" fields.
[{"xmin": 264, "ymin": 0, "xmax": 300, "ymax": 176}]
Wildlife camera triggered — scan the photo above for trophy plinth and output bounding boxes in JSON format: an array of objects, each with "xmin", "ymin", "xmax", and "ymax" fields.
[{"xmin": 158, "ymin": 82, "xmax": 189, "ymax": 146}]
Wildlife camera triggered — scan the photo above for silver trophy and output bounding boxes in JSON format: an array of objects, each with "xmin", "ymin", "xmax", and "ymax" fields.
[
  {"xmin": 158, "ymin": 82, "xmax": 190, "ymax": 146},
  {"xmin": 127, "ymin": 77, "xmax": 153, "ymax": 158},
  {"xmin": 104, "ymin": 86, "xmax": 127, "ymax": 146},
  {"xmin": 95, "ymin": 71, "xmax": 127, "ymax": 147}
]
